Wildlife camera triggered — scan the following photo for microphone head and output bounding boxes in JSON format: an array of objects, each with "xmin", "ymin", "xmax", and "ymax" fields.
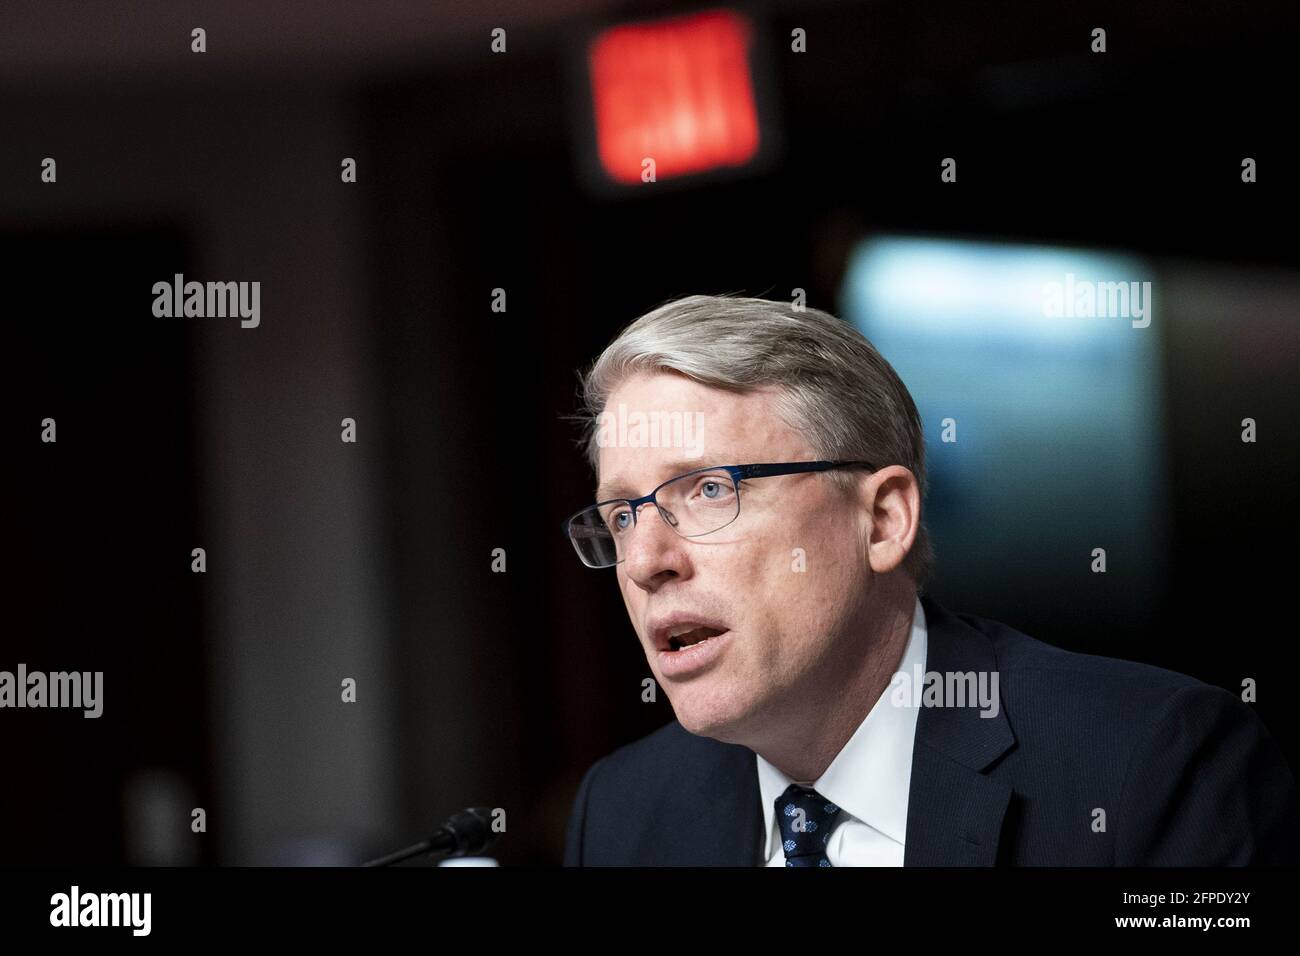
[{"xmin": 443, "ymin": 807, "xmax": 500, "ymax": 856}]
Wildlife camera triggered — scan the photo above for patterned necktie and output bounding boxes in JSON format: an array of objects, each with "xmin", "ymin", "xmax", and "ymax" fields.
[{"xmin": 775, "ymin": 784, "xmax": 844, "ymax": 867}]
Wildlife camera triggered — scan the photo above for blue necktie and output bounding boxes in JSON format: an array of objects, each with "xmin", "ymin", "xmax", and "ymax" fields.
[{"xmin": 775, "ymin": 784, "xmax": 843, "ymax": 867}]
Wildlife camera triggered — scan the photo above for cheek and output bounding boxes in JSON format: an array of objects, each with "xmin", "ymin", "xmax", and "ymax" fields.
[
  {"xmin": 744, "ymin": 531, "xmax": 861, "ymax": 643},
  {"xmin": 729, "ymin": 548, "xmax": 805, "ymax": 645},
  {"xmin": 617, "ymin": 572, "xmax": 644, "ymax": 622}
]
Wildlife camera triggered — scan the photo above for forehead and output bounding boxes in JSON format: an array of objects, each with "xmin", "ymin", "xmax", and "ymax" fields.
[{"xmin": 593, "ymin": 371, "xmax": 806, "ymax": 498}]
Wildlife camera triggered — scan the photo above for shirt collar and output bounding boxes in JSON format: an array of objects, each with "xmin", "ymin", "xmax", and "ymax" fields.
[{"xmin": 756, "ymin": 594, "xmax": 928, "ymax": 856}]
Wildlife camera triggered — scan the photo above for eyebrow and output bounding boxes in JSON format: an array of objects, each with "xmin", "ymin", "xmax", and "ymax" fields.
[{"xmin": 595, "ymin": 459, "xmax": 730, "ymax": 502}]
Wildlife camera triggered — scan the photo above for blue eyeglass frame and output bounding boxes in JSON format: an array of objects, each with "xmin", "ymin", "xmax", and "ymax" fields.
[{"xmin": 560, "ymin": 459, "xmax": 878, "ymax": 545}]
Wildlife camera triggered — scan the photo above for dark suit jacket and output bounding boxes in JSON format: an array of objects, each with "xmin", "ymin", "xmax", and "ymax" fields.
[{"xmin": 563, "ymin": 594, "xmax": 1300, "ymax": 865}]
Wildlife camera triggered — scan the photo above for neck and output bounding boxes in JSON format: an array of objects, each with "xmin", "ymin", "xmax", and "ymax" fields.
[{"xmin": 751, "ymin": 584, "xmax": 917, "ymax": 784}]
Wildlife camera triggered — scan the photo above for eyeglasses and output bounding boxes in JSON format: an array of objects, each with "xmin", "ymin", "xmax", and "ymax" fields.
[{"xmin": 562, "ymin": 460, "xmax": 877, "ymax": 569}]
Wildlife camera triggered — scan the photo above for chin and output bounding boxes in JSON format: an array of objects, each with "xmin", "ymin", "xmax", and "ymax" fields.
[{"xmin": 671, "ymin": 686, "xmax": 754, "ymax": 742}]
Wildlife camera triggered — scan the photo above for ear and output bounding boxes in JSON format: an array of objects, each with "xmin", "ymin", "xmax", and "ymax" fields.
[{"xmin": 858, "ymin": 466, "xmax": 921, "ymax": 575}]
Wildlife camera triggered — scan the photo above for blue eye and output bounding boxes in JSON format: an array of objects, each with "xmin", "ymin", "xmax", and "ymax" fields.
[{"xmin": 694, "ymin": 477, "xmax": 733, "ymax": 501}]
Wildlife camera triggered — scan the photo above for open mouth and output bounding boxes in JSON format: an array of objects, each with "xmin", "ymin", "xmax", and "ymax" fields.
[{"xmin": 667, "ymin": 626, "xmax": 726, "ymax": 651}]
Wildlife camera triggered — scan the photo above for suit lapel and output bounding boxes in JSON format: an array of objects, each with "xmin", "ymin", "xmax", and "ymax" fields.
[
  {"xmin": 674, "ymin": 737, "xmax": 765, "ymax": 866},
  {"xmin": 903, "ymin": 595, "xmax": 1016, "ymax": 865}
]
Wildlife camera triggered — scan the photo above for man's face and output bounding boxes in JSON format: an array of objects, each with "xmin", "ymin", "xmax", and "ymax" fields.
[{"xmin": 595, "ymin": 371, "xmax": 877, "ymax": 744}]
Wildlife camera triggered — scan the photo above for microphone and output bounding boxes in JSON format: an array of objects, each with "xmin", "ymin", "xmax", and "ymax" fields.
[{"xmin": 361, "ymin": 807, "xmax": 500, "ymax": 867}]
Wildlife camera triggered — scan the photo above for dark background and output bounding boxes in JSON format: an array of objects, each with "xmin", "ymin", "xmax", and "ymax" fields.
[{"xmin": 1, "ymin": 0, "xmax": 1296, "ymax": 865}]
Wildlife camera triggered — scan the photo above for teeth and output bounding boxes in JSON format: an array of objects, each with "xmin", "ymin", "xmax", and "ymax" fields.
[{"xmin": 666, "ymin": 625, "xmax": 721, "ymax": 650}]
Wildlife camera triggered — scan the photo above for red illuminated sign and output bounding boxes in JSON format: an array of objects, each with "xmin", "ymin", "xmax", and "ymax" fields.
[{"xmin": 587, "ymin": 9, "xmax": 762, "ymax": 185}]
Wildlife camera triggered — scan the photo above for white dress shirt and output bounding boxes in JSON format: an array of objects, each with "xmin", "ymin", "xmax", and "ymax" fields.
[{"xmin": 756, "ymin": 595, "xmax": 928, "ymax": 866}]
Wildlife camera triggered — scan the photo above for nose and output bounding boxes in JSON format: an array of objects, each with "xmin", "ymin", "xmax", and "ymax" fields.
[{"xmin": 621, "ymin": 501, "xmax": 691, "ymax": 589}]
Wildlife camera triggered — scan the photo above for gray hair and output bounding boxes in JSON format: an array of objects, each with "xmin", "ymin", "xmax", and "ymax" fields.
[{"xmin": 575, "ymin": 293, "xmax": 935, "ymax": 589}]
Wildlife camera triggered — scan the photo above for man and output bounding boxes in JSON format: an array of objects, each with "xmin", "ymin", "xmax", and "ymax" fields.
[{"xmin": 560, "ymin": 294, "xmax": 1300, "ymax": 866}]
